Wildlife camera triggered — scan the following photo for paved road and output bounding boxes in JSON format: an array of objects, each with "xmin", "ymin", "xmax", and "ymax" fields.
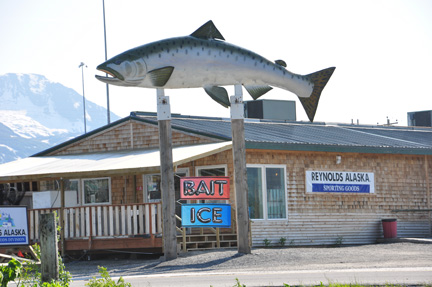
[
  {"xmin": 66, "ymin": 241, "xmax": 432, "ymax": 286},
  {"xmin": 71, "ymin": 267, "xmax": 432, "ymax": 287}
]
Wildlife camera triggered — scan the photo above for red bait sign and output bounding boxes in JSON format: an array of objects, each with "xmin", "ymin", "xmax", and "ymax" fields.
[{"xmin": 180, "ymin": 176, "xmax": 230, "ymax": 200}]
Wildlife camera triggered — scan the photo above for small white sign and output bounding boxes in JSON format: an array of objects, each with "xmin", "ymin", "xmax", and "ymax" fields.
[
  {"xmin": 0, "ymin": 206, "xmax": 29, "ymax": 246},
  {"xmin": 306, "ymin": 171, "xmax": 375, "ymax": 193}
]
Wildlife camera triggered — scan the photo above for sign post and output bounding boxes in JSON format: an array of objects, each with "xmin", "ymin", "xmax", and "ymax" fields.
[
  {"xmin": 230, "ymin": 85, "xmax": 251, "ymax": 254},
  {"xmin": 39, "ymin": 213, "xmax": 59, "ymax": 283},
  {"xmin": 157, "ymin": 88, "xmax": 177, "ymax": 261}
]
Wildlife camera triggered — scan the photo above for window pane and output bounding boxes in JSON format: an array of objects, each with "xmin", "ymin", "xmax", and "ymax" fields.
[
  {"xmin": 84, "ymin": 178, "xmax": 110, "ymax": 204},
  {"xmin": 198, "ymin": 168, "xmax": 225, "ymax": 176},
  {"xmin": 266, "ymin": 168, "xmax": 286, "ymax": 219},
  {"xmin": 247, "ymin": 167, "xmax": 263, "ymax": 219},
  {"xmin": 146, "ymin": 175, "xmax": 161, "ymax": 201}
]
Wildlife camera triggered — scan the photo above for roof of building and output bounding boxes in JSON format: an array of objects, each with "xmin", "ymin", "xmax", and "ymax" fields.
[
  {"xmin": 130, "ymin": 112, "xmax": 432, "ymax": 155},
  {"xmin": 0, "ymin": 142, "xmax": 232, "ymax": 182},
  {"xmin": 34, "ymin": 111, "xmax": 432, "ymax": 157}
]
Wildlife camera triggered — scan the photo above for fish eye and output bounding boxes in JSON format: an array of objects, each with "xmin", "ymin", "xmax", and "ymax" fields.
[{"xmin": 114, "ymin": 59, "xmax": 122, "ymax": 65}]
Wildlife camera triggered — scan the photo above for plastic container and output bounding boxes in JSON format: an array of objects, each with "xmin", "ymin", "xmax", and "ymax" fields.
[{"xmin": 381, "ymin": 219, "xmax": 397, "ymax": 238}]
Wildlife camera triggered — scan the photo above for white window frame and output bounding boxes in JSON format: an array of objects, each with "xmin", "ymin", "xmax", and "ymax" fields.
[
  {"xmin": 143, "ymin": 168, "xmax": 190, "ymax": 203},
  {"xmin": 81, "ymin": 177, "xmax": 111, "ymax": 205},
  {"xmin": 195, "ymin": 165, "xmax": 228, "ymax": 203},
  {"xmin": 195, "ymin": 164, "xmax": 228, "ymax": 177},
  {"xmin": 247, "ymin": 164, "xmax": 288, "ymax": 221}
]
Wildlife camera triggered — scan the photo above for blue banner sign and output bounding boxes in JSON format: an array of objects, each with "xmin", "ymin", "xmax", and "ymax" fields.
[
  {"xmin": 306, "ymin": 171, "xmax": 375, "ymax": 194},
  {"xmin": 181, "ymin": 204, "xmax": 231, "ymax": 228}
]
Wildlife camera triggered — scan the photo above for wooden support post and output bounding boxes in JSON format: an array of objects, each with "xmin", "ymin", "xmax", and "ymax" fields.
[
  {"xmin": 157, "ymin": 89, "xmax": 177, "ymax": 260},
  {"xmin": 216, "ymin": 227, "xmax": 221, "ymax": 248},
  {"xmin": 182, "ymin": 227, "xmax": 187, "ymax": 253},
  {"xmin": 39, "ymin": 213, "xmax": 59, "ymax": 283},
  {"xmin": 425, "ymin": 155, "xmax": 431, "ymax": 236},
  {"xmin": 230, "ymin": 84, "xmax": 251, "ymax": 254},
  {"xmin": 60, "ymin": 179, "xmax": 65, "ymax": 257}
]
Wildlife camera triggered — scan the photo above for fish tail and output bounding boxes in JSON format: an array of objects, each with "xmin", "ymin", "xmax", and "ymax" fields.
[{"xmin": 299, "ymin": 67, "xmax": 336, "ymax": 122}]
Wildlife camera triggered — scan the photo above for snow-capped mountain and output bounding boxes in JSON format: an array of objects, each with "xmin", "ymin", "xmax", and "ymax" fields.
[{"xmin": 0, "ymin": 73, "xmax": 120, "ymax": 163}]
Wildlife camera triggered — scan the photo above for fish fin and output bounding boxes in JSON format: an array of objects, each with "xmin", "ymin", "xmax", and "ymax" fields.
[
  {"xmin": 244, "ymin": 85, "xmax": 273, "ymax": 100},
  {"xmin": 275, "ymin": 60, "xmax": 287, "ymax": 67},
  {"xmin": 204, "ymin": 86, "xmax": 230, "ymax": 108},
  {"xmin": 299, "ymin": 67, "xmax": 336, "ymax": 122},
  {"xmin": 190, "ymin": 20, "xmax": 225, "ymax": 41},
  {"xmin": 147, "ymin": 66, "xmax": 174, "ymax": 87}
]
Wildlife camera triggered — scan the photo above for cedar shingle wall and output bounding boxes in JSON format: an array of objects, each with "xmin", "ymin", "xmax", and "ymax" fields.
[
  {"xmin": 245, "ymin": 150, "xmax": 431, "ymax": 246},
  {"xmin": 110, "ymin": 175, "xmax": 143, "ymax": 205},
  {"xmin": 178, "ymin": 149, "xmax": 431, "ymax": 245},
  {"xmin": 52, "ymin": 120, "xmax": 217, "ymax": 155}
]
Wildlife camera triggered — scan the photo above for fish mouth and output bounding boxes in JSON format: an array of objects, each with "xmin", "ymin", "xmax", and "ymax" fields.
[
  {"xmin": 96, "ymin": 64, "xmax": 125, "ymax": 81},
  {"xmin": 95, "ymin": 68, "xmax": 143, "ymax": 87}
]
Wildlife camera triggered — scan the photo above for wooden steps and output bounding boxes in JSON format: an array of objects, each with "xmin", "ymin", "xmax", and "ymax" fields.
[{"xmin": 177, "ymin": 233, "xmax": 237, "ymax": 252}]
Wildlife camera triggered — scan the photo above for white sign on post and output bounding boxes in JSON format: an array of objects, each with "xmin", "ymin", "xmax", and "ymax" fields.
[{"xmin": 0, "ymin": 206, "xmax": 29, "ymax": 246}]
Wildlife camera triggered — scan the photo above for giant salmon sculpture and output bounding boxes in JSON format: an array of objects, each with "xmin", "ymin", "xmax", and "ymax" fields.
[{"xmin": 96, "ymin": 21, "xmax": 335, "ymax": 122}]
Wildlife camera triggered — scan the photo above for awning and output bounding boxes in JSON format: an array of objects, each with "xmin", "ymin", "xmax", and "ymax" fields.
[{"xmin": 0, "ymin": 142, "xmax": 232, "ymax": 182}]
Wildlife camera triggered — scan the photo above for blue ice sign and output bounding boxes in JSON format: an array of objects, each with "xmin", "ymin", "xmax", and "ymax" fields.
[{"xmin": 181, "ymin": 204, "xmax": 231, "ymax": 228}]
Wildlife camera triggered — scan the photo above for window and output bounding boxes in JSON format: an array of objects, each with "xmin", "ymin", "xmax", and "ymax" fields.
[
  {"xmin": 247, "ymin": 165, "xmax": 287, "ymax": 220},
  {"xmin": 143, "ymin": 169, "xmax": 189, "ymax": 203},
  {"xmin": 195, "ymin": 165, "xmax": 227, "ymax": 177},
  {"xmin": 144, "ymin": 174, "xmax": 162, "ymax": 202},
  {"xmin": 82, "ymin": 177, "xmax": 111, "ymax": 205},
  {"xmin": 195, "ymin": 165, "xmax": 227, "ymax": 203}
]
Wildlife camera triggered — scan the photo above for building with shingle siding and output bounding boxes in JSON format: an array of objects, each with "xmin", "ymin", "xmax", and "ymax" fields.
[{"xmin": 0, "ymin": 111, "xmax": 431, "ymax": 252}]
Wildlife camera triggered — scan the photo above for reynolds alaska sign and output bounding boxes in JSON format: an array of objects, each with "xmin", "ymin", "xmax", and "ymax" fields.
[{"xmin": 306, "ymin": 171, "xmax": 375, "ymax": 193}]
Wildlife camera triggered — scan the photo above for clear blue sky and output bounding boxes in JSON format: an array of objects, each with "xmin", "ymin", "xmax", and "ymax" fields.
[{"xmin": 1, "ymin": 0, "xmax": 431, "ymax": 125}]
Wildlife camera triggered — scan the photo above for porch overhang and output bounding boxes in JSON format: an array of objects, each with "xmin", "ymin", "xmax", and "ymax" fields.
[{"xmin": 0, "ymin": 141, "xmax": 232, "ymax": 183}]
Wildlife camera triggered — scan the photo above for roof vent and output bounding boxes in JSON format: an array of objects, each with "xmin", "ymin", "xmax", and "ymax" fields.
[
  {"xmin": 244, "ymin": 99, "xmax": 296, "ymax": 121},
  {"xmin": 407, "ymin": 110, "xmax": 432, "ymax": 127}
]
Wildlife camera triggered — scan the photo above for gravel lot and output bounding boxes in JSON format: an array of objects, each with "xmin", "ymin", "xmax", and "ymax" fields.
[{"xmin": 65, "ymin": 242, "xmax": 432, "ymax": 280}]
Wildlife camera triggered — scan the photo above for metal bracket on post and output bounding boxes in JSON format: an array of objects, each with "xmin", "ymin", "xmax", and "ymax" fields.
[
  {"xmin": 157, "ymin": 88, "xmax": 171, "ymax": 121},
  {"xmin": 230, "ymin": 84, "xmax": 244, "ymax": 120}
]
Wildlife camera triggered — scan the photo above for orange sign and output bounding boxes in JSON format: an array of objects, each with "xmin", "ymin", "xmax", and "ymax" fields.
[{"xmin": 180, "ymin": 176, "xmax": 230, "ymax": 199}]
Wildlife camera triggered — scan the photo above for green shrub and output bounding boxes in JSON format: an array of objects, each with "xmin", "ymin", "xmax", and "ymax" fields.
[
  {"xmin": 279, "ymin": 237, "xmax": 287, "ymax": 247},
  {"xmin": 16, "ymin": 243, "xmax": 71, "ymax": 287},
  {"xmin": 85, "ymin": 266, "xmax": 131, "ymax": 287},
  {"xmin": 0, "ymin": 258, "xmax": 22, "ymax": 287}
]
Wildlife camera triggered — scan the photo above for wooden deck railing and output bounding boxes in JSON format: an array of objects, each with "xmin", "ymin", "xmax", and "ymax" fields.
[{"xmin": 28, "ymin": 203, "xmax": 162, "ymax": 242}]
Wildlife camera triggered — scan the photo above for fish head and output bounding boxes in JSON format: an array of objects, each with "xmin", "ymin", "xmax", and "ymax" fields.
[{"xmin": 96, "ymin": 49, "xmax": 147, "ymax": 87}]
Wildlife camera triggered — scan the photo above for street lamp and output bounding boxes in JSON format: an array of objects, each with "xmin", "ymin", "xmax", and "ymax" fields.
[
  {"xmin": 102, "ymin": 0, "xmax": 110, "ymax": 124},
  {"xmin": 79, "ymin": 62, "xmax": 87, "ymax": 133}
]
